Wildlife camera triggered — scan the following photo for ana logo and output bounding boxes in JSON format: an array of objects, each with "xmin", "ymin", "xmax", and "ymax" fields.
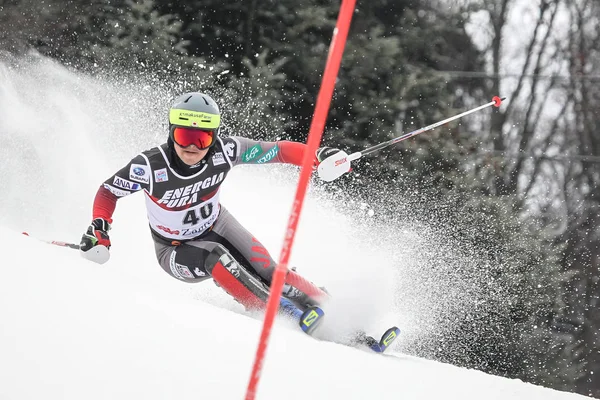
[
  {"xmin": 242, "ymin": 145, "xmax": 263, "ymax": 163},
  {"xmin": 212, "ymin": 152, "xmax": 226, "ymax": 166},
  {"xmin": 154, "ymin": 168, "xmax": 168, "ymax": 183},
  {"xmin": 157, "ymin": 172, "xmax": 225, "ymax": 208},
  {"xmin": 103, "ymin": 184, "xmax": 130, "ymax": 198},
  {"xmin": 223, "ymin": 142, "xmax": 235, "ymax": 158},
  {"xmin": 129, "ymin": 164, "xmax": 150, "ymax": 184},
  {"xmin": 113, "ymin": 176, "xmax": 140, "ymax": 191},
  {"xmin": 256, "ymin": 146, "xmax": 279, "ymax": 164}
]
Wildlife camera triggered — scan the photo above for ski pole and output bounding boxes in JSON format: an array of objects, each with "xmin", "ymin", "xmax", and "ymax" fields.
[
  {"xmin": 22, "ymin": 232, "xmax": 81, "ymax": 249},
  {"xmin": 317, "ymin": 96, "xmax": 505, "ymax": 182},
  {"xmin": 350, "ymin": 96, "xmax": 505, "ymax": 160},
  {"xmin": 21, "ymin": 232, "xmax": 110, "ymax": 264}
]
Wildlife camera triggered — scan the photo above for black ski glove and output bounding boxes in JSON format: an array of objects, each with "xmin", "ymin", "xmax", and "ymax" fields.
[{"xmin": 80, "ymin": 218, "xmax": 111, "ymax": 251}]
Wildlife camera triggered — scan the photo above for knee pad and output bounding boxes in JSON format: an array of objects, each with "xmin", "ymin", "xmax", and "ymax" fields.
[
  {"xmin": 205, "ymin": 244, "xmax": 270, "ymax": 310},
  {"xmin": 203, "ymin": 243, "xmax": 234, "ymax": 276}
]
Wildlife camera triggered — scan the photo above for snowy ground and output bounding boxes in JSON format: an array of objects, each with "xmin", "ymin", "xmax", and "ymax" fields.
[
  {"xmin": 0, "ymin": 227, "xmax": 586, "ymax": 400},
  {"xmin": 0, "ymin": 57, "xmax": 587, "ymax": 399}
]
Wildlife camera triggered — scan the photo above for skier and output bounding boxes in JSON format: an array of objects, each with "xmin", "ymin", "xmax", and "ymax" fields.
[{"xmin": 79, "ymin": 92, "xmax": 337, "ymax": 334}]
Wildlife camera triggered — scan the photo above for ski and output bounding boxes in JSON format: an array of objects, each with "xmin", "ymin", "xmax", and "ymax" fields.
[
  {"xmin": 299, "ymin": 306, "xmax": 325, "ymax": 335},
  {"xmin": 351, "ymin": 326, "xmax": 401, "ymax": 353},
  {"xmin": 279, "ymin": 298, "xmax": 399, "ymax": 353},
  {"xmin": 370, "ymin": 326, "xmax": 401, "ymax": 353}
]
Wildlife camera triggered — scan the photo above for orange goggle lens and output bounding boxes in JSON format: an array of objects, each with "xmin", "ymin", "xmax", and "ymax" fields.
[{"xmin": 172, "ymin": 127, "xmax": 215, "ymax": 149}]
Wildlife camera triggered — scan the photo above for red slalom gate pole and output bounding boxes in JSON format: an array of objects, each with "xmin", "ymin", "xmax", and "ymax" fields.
[{"xmin": 244, "ymin": 1, "xmax": 357, "ymax": 399}]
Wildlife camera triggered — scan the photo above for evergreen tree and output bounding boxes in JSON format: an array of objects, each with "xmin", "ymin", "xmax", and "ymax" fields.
[{"xmin": 0, "ymin": 0, "xmax": 581, "ymax": 394}]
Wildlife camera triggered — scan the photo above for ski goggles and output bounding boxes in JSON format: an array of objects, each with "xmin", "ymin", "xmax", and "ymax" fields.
[{"xmin": 170, "ymin": 126, "xmax": 217, "ymax": 150}]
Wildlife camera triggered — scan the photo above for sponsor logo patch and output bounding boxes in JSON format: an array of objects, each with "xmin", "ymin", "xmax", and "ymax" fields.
[
  {"xmin": 169, "ymin": 252, "xmax": 183, "ymax": 280},
  {"xmin": 154, "ymin": 168, "xmax": 168, "ymax": 183},
  {"xmin": 242, "ymin": 144, "xmax": 263, "ymax": 163},
  {"xmin": 103, "ymin": 184, "xmax": 130, "ymax": 198},
  {"xmin": 334, "ymin": 157, "xmax": 347, "ymax": 167},
  {"xmin": 256, "ymin": 146, "xmax": 279, "ymax": 164},
  {"xmin": 175, "ymin": 263, "xmax": 194, "ymax": 279},
  {"xmin": 113, "ymin": 176, "xmax": 140, "ymax": 191},
  {"xmin": 225, "ymin": 261, "xmax": 240, "ymax": 278},
  {"xmin": 382, "ymin": 330, "xmax": 397, "ymax": 346},
  {"xmin": 218, "ymin": 253, "xmax": 240, "ymax": 278},
  {"xmin": 129, "ymin": 164, "xmax": 150, "ymax": 184},
  {"xmin": 212, "ymin": 152, "xmax": 226, "ymax": 166},
  {"xmin": 178, "ymin": 111, "xmax": 214, "ymax": 121},
  {"xmin": 180, "ymin": 213, "xmax": 218, "ymax": 237},
  {"xmin": 157, "ymin": 225, "xmax": 180, "ymax": 235},
  {"xmin": 223, "ymin": 142, "xmax": 235, "ymax": 159},
  {"xmin": 302, "ymin": 309, "xmax": 320, "ymax": 328},
  {"xmin": 194, "ymin": 267, "xmax": 206, "ymax": 277}
]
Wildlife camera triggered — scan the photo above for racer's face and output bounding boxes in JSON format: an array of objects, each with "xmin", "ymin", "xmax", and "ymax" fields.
[{"xmin": 174, "ymin": 142, "xmax": 209, "ymax": 166}]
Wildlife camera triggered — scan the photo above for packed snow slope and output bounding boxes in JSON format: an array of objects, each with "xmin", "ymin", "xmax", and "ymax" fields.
[
  {"xmin": 0, "ymin": 55, "xmax": 586, "ymax": 399},
  {"xmin": 0, "ymin": 228, "xmax": 585, "ymax": 400}
]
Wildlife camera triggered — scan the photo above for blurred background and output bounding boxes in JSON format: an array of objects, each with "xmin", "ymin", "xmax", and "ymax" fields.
[{"xmin": 1, "ymin": 0, "xmax": 599, "ymax": 397}]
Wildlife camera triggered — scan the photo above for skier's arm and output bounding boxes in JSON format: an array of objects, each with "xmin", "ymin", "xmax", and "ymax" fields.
[
  {"xmin": 93, "ymin": 186, "xmax": 118, "ymax": 223},
  {"xmin": 93, "ymin": 154, "xmax": 150, "ymax": 222},
  {"xmin": 225, "ymin": 136, "xmax": 307, "ymax": 167},
  {"xmin": 81, "ymin": 155, "xmax": 150, "ymax": 251}
]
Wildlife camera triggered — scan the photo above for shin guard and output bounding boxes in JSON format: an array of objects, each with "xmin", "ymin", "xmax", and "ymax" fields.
[{"xmin": 205, "ymin": 245, "xmax": 270, "ymax": 311}]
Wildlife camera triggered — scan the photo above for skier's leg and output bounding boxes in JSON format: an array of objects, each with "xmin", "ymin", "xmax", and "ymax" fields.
[
  {"xmin": 201, "ymin": 241, "xmax": 270, "ymax": 310},
  {"xmin": 153, "ymin": 238, "xmax": 213, "ymax": 282},
  {"xmin": 154, "ymin": 234, "xmax": 325, "ymax": 334},
  {"xmin": 203, "ymin": 207, "xmax": 276, "ymax": 284},
  {"xmin": 206, "ymin": 207, "xmax": 328, "ymax": 308},
  {"xmin": 196, "ymin": 241, "xmax": 326, "ymax": 334},
  {"xmin": 153, "ymin": 236, "xmax": 269, "ymax": 310}
]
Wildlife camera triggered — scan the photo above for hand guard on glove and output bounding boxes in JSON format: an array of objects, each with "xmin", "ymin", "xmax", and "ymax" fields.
[
  {"xmin": 315, "ymin": 147, "xmax": 342, "ymax": 165},
  {"xmin": 315, "ymin": 146, "xmax": 351, "ymax": 182},
  {"xmin": 80, "ymin": 218, "xmax": 111, "ymax": 251}
]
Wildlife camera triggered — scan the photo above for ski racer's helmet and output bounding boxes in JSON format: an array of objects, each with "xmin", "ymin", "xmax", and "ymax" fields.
[{"xmin": 168, "ymin": 92, "xmax": 221, "ymax": 150}]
